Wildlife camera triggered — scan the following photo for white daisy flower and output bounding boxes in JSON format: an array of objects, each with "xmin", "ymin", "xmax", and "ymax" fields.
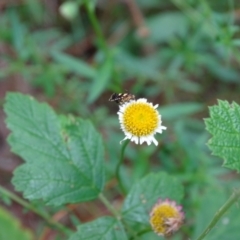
[{"xmin": 117, "ymin": 98, "xmax": 167, "ymax": 146}]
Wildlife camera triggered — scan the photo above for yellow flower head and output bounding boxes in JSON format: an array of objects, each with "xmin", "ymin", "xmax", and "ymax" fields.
[
  {"xmin": 118, "ymin": 98, "xmax": 166, "ymax": 145},
  {"xmin": 150, "ymin": 198, "xmax": 184, "ymax": 236}
]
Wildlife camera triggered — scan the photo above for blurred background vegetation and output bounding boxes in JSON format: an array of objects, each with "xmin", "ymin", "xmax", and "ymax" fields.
[{"xmin": 1, "ymin": 0, "xmax": 240, "ymax": 239}]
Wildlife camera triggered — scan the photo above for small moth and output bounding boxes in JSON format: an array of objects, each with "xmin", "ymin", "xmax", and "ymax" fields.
[{"xmin": 109, "ymin": 93, "xmax": 135, "ymax": 105}]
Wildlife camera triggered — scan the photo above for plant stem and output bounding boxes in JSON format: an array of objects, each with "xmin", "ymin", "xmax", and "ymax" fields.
[
  {"xmin": 0, "ymin": 185, "xmax": 72, "ymax": 235},
  {"xmin": 99, "ymin": 193, "xmax": 140, "ymax": 239},
  {"xmin": 196, "ymin": 189, "xmax": 240, "ymax": 240},
  {"xmin": 84, "ymin": 1, "xmax": 108, "ymax": 54},
  {"xmin": 116, "ymin": 139, "xmax": 130, "ymax": 195},
  {"xmin": 98, "ymin": 193, "xmax": 121, "ymax": 220}
]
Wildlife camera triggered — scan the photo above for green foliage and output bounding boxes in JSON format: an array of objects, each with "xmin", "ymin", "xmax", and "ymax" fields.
[
  {"xmin": 193, "ymin": 186, "xmax": 240, "ymax": 240},
  {"xmin": 1, "ymin": 0, "xmax": 240, "ymax": 239},
  {"xmin": 69, "ymin": 217, "xmax": 128, "ymax": 240},
  {"xmin": 122, "ymin": 172, "xmax": 183, "ymax": 224},
  {"xmin": 147, "ymin": 12, "xmax": 188, "ymax": 44},
  {"xmin": 0, "ymin": 207, "xmax": 33, "ymax": 240},
  {"xmin": 4, "ymin": 93, "xmax": 105, "ymax": 205},
  {"xmin": 51, "ymin": 51, "xmax": 96, "ymax": 79},
  {"xmin": 205, "ymin": 100, "xmax": 240, "ymax": 171},
  {"xmin": 159, "ymin": 103, "xmax": 204, "ymax": 121},
  {"xmin": 4, "ymin": 93, "xmax": 185, "ymax": 238},
  {"xmin": 87, "ymin": 56, "xmax": 113, "ymax": 103}
]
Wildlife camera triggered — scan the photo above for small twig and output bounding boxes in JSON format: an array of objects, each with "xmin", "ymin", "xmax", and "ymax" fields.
[
  {"xmin": 98, "ymin": 193, "xmax": 121, "ymax": 220},
  {"xmin": 83, "ymin": 0, "xmax": 109, "ymax": 54},
  {"xmin": 99, "ymin": 193, "xmax": 141, "ymax": 239},
  {"xmin": 0, "ymin": 185, "xmax": 72, "ymax": 235},
  {"xmin": 123, "ymin": 0, "xmax": 149, "ymax": 38},
  {"xmin": 196, "ymin": 189, "xmax": 240, "ymax": 240},
  {"xmin": 116, "ymin": 139, "xmax": 130, "ymax": 195}
]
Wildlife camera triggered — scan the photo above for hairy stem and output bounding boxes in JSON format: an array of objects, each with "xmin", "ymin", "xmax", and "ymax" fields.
[
  {"xmin": 84, "ymin": 1, "xmax": 108, "ymax": 53},
  {"xmin": 116, "ymin": 139, "xmax": 130, "ymax": 195},
  {"xmin": 98, "ymin": 193, "xmax": 121, "ymax": 220},
  {"xmin": 99, "ymin": 193, "xmax": 141, "ymax": 239},
  {"xmin": 196, "ymin": 189, "xmax": 240, "ymax": 240},
  {"xmin": 0, "ymin": 185, "xmax": 72, "ymax": 235}
]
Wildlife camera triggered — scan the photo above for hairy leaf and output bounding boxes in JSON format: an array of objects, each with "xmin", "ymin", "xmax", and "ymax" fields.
[
  {"xmin": 4, "ymin": 93, "xmax": 105, "ymax": 205},
  {"xmin": 68, "ymin": 217, "xmax": 128, "ymax": 240},
  {"xmin": 205, "ymin": 100, "xmax": 240, "ymax": 171},
  {"xmin": 121, "ymin": 172, "xmax": 183, "ymax": 224}
]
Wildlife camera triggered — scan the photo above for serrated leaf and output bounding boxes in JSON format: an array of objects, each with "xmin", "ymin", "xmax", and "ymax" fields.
[
  {"xmin": 0, "ymin": 207, "xmax": 33, "ymax": 240},
  {"xmin": 68, "ymin": 217, "xmax": 128, "ymax": 240},
  {"xmin": 5, "ymin": 93, "xmax": 66, "ymax": 163},
  {"xmin": 4, "ymin": 93, "xmax": 105, "ymax": 205},
  {"xmin": 205, "ymin": 100, "xmax": 240, "ymax": 171},
  {"xmin": 121, "ymin": 172, "xmax": 183, "ymax": 224}
]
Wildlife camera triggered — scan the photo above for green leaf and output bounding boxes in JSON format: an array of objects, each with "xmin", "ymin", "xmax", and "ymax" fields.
[
  {"xmin": 114, "ymin": 50, "xmax": 159, "ymax": 79},
  {"xmin": 9, "ymin": 10, "xmax": 26, "ymax": 55},
  {"xmin": 121, "ymin": 172, "xmax": 184, "ymax": 224},
  {"xmin": 4, "ymin": 93, "xmax": 105, "ymax": 205},
  {"xmin": 204, "ymin": 57, "xmax": 240, "ymax": 83},
  {"xmin": 68, "ymin": 217, "xmax": 128, "ymax": 240},
  {"xmin": 159, "ymin": 103, "xmax": 204, "ymax": 121},
  {"xmin": 177, "ymin": 78, "xmax": 201, "ymax": 93},
  {"xmin": 87, "ymin": 57, "xmax": 113, "ymax": 103},
  {"xmin": 147, "ymin": 12, "xmax": 188, "ymax": 43},
  {"xmin": 51, "ymin": 51, "xmax": 96, "ymax": 78},
  {"xmin": 0, "ymin": 207, "xmax": 33, "ymax": 240},
  {"xmin": 205, "ymin": 100, "xmax": 240, "ymax": 171},
  {"xmin": 193, "ymin": 186, "xmax": 240, "ymax": 240}
]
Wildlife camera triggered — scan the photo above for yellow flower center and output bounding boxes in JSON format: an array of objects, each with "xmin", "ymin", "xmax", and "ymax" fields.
[
  {"xmin": 123, "ymin": 103, "xmax": 159, "ymax": 136},
  {"xmin": 150, "ymin": 204, "xmax": 178, "ymax": 235}
]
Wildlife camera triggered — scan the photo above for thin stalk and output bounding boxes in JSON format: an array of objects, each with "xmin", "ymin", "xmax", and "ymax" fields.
[
  {"xmin": 99, "ymin": 193, "xmax": 140, "ymax": 239},
  {"xmin": 116, "ymin": 139, "xmax": 130, "ymax": 195},
  {"xmin": 196, "ymin": 189, "xmax": 240, "ymax": 240},
  {"xmin": 0, "ymin": 185, "xmax": 72, "ymax": 235},
  {"xmin": 98, "ymin": 193, "xmax": 121, "ymax": 220},
  {"xmin": 84, "ymin": 1, "xmax": 108, "ymax": 54}
]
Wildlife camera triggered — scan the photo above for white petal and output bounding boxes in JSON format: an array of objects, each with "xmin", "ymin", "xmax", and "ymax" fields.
[
  {"xmin": 137, "ymin": 98, "xmax": 147, "ymax": 103},
  {"xmin": 139, "ymin": 137, "xmax": 145, "ymax": 145},
  {"xmin": 144, "ymin": 136, "xmax": 151, "ymax": 145},
  {"xmin": 120, "ymin": 136, "xmax": 129, "ymax": 144},
  {"xmin": 126, "ymin": 132, "xmax": 132, "ymax": 138},
  {"xmin": 152, "ymin": 137, "xmax": 158, "ymax": 146},
  {"xmin": 156, "ymin": 128, "xmax": 163, "ymax": 133},
  {"xmin": 131, "ymin": 136, "xmax": 138, "ymax": 144},
  {"xmin": 156, "ymin": 125, "xmax": 167, "ymax": 133}
]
